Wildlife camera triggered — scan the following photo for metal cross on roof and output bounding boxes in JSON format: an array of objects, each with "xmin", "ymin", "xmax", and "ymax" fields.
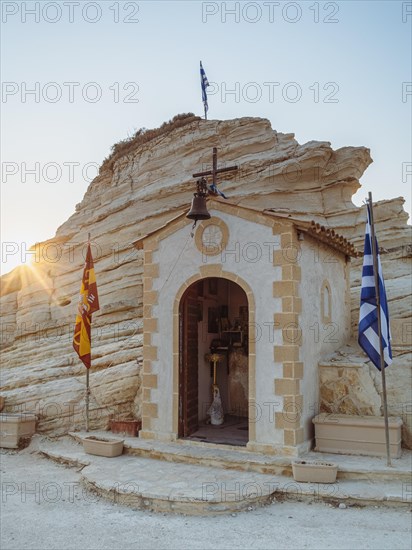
[{"xmin": 192, "ymin": 147, "xmax": 238, "ymax": 188}]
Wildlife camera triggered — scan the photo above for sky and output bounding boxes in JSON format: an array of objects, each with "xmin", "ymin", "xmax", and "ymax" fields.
[{"xmin": 1, "ymin": 0, "xmax": 411, "ymax": 275}]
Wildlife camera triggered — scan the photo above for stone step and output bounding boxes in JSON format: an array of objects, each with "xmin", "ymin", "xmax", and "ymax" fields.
[
  {"xmin": 69, "ymin": 431, "xmax": 292, "ymax": 475},
  {"xmin": 39, "ymin": 436, "xmax": 411, "ymax": 514},
  {"xmin": 69, "ymin": 431, "xmax": 412, "ymax": 482}
]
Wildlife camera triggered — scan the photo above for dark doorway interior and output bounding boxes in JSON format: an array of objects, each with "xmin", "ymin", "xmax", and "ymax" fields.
[{"xmin": 179, "ymin": 278, "xmax": 249, "ymax": 446}]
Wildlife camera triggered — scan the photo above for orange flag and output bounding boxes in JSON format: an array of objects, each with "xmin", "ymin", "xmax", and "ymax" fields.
[{"xmin": 73, "ymin": 243, "xmax": 99, "ymax": 368}]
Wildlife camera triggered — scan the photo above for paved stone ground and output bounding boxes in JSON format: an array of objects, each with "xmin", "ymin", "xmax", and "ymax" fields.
[
  {"xmin": 40, "ymin": 434, "xmax": 411, "ymax": 512},
  {"xmin": 1, "ymin": 449, "xmax": 411, "ymax": 550}
]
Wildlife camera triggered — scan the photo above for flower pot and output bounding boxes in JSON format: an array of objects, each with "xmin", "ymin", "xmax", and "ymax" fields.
[
  {"xmin": 292, "ymin": 460, "xmax": 338, "ymax": 483},
  {"xmin": 313, "ymin": 413, "xmax": 402, "ymax": 458},
  {"xmin": 110, "ymin": 419, "xmax": 141, "ymax": 437},
  {"xmin": 0, "ymin": 413, "xmax": 37, "ymax": 449},
  {"xmin": 82, "ymin": 436, "xmax": 124, "ymax": 457}
]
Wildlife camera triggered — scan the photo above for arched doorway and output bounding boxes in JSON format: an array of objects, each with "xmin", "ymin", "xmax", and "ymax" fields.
[{"xmin": 179, "ymin": 277, "xmax": 249, "ymax": 446}]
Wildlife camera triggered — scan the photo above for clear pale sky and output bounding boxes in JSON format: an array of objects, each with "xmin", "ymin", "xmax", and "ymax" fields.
[{"xmin": 1, "ymin": 0, "xmax": 411, "ymax": 274}]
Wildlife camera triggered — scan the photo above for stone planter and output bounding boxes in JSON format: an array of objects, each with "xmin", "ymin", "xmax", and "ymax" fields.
[
  {"xmin": 82, "ymin": 437, "xmax": 124, "ymax": 458},
  {"xmin": 110, "ymin": 419, "xmax": 141, "ymax": 437},
  {"xmin": 313, "ymin": 413, "xmax": 402, "ymax": 458},
  {"xmin": 292, "ymin": 460, "xmax": 338, "ymax": 483},
  {"xmin": 0, "ymin": 413, "xmax": 37, "ymax": 449}
]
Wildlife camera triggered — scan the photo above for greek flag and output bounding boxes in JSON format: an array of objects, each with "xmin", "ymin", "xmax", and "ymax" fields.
[
  {"xmin": 209, "ymin": 183, "xmax": 227, "ymax": 199},
  {"xmin": 358, "ymin": 203, "xmax": 392, "ymax": 370},
  {"xmin": 200, "ymin": 61, "xmax": 209, "ymax": 112}
]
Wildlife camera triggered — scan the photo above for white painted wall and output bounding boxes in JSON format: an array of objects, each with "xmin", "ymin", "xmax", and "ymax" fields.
[
  {"xmin": 299, "ymin": 236, "xmax": 350, "ymax": 441},
  {"xmin": 150, "ymin": 209, "xmax": 283, "ymax": 445},
  {"xmin": 148, "ymin": 210, "xmax": 350, "ymax": 449}
]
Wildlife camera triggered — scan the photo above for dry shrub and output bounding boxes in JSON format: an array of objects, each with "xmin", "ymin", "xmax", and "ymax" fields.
[{"xmin": 100, "ymin": 113, "xmax": 201, "ymax": 173}]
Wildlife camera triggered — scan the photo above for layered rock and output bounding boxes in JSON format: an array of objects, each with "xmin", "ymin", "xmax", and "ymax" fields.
[{"xmin": 0, "ymin": 116, "xmax": 410, "ymax": 442}]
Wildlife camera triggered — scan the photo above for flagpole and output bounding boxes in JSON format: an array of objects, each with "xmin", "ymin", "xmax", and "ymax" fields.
[
  {"xmin": 86, "ymin": 370, "xmax": 90, "ymax": 432},
  {"xmin": 367, "ymin": 192, "xmax": 391, "ymax": 466},
  {"xmin": 204, "ymin": 105, "xmax": 207, "ymax": 121},
  {"xmin": 86, "ymin": 232, "xmax": 91, "ymax": 433}
]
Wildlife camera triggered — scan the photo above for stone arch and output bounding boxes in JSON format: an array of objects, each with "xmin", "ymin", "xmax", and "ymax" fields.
[{"xmin": 172, "ymin": 266, "xmax": 257, "ymax": 441}]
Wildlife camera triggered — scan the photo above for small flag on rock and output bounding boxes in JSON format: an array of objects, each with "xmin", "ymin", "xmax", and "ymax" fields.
[
  {"xmin": 200, "ymin": 61, "xmax": 210, "ymax": 116},
  {"xmin": 358, "ymin": 203, "xmax": 392, "ymax": 370}
]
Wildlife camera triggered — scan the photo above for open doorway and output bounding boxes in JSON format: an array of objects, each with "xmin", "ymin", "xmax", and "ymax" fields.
[{"xmin": 179, "ymin": 277, "xmax": 249, "ymax": 446}]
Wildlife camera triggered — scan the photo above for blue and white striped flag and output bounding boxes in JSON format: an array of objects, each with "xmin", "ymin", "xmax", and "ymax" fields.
[
  {"xmin": 200, "ymin": 61, "xmax": 209, "ymax": 112},
  {"xmin": 358, "ymin": 203, "xmax": 392, "ymax": 370},
  {"xmin": 208, "ymin": 182, "xmax": 227, "ymax": 199}
]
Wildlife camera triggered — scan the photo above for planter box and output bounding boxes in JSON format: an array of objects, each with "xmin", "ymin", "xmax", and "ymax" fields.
[
  {"xmin": 82, "ymin": 437, "xmax": 124, "ymax": 458},
  {"xmin": 292, "ymin": 460, "xmax": 338, "ymax": 483},
  {"xmin": 0, "ymin": 413, "xmax": 37, "ymax": 449},
  {"xmin": 110, "ymin": 419, "xmax": 141, "ymax": 437},
  {"xmin": 313, "ymin": 413, "xmax": 402, "ymax": 458}
]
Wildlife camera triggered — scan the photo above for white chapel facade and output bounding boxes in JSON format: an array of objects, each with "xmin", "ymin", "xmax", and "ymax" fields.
[{"xmin": 134, "ymin": 199, "xmax": 355, "ymax": 455}]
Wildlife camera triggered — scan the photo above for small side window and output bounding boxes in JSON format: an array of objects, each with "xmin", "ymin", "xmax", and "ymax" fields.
[{"xmin": 321, "ymin": 280, "xmax": 332, "ymax": 323}]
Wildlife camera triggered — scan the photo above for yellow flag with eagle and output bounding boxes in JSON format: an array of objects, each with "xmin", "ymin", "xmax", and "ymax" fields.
[{"xmin": 73, "ymin": 243, "xmax": 99, "ymax": 368}]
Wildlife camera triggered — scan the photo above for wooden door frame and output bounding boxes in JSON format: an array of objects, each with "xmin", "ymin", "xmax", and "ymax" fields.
[
  {"xmin": 178, "ymin": 284, "xmax": 199, "ymax": 437},
  {"xmin": 178, "ymin": 306, "xmax": 184, "ymax": 436}
]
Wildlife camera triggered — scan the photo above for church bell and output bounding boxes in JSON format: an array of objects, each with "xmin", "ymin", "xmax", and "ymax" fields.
[
  {"xmin": 186, "ymin": 177, "xmax": 211, "ymax": 222},
  {"xmin": 186, "ymin": 194, "xmax": 211, "ymax": 221}
]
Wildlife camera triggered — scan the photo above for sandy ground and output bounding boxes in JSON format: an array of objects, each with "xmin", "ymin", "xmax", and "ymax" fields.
[{"xmin": 1, "ymin": 449, "xmax": 411, "ymax": 550}]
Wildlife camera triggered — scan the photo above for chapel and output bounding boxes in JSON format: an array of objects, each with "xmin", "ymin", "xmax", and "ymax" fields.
[{"xmin": 134, "ymin": 197, "xmax": 356, "ymax": 455}]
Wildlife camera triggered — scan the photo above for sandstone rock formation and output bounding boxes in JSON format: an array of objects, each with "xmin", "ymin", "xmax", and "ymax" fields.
[{"xmin": 1, "ymin": 116, "xmax": 410, "ymax": 443}]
